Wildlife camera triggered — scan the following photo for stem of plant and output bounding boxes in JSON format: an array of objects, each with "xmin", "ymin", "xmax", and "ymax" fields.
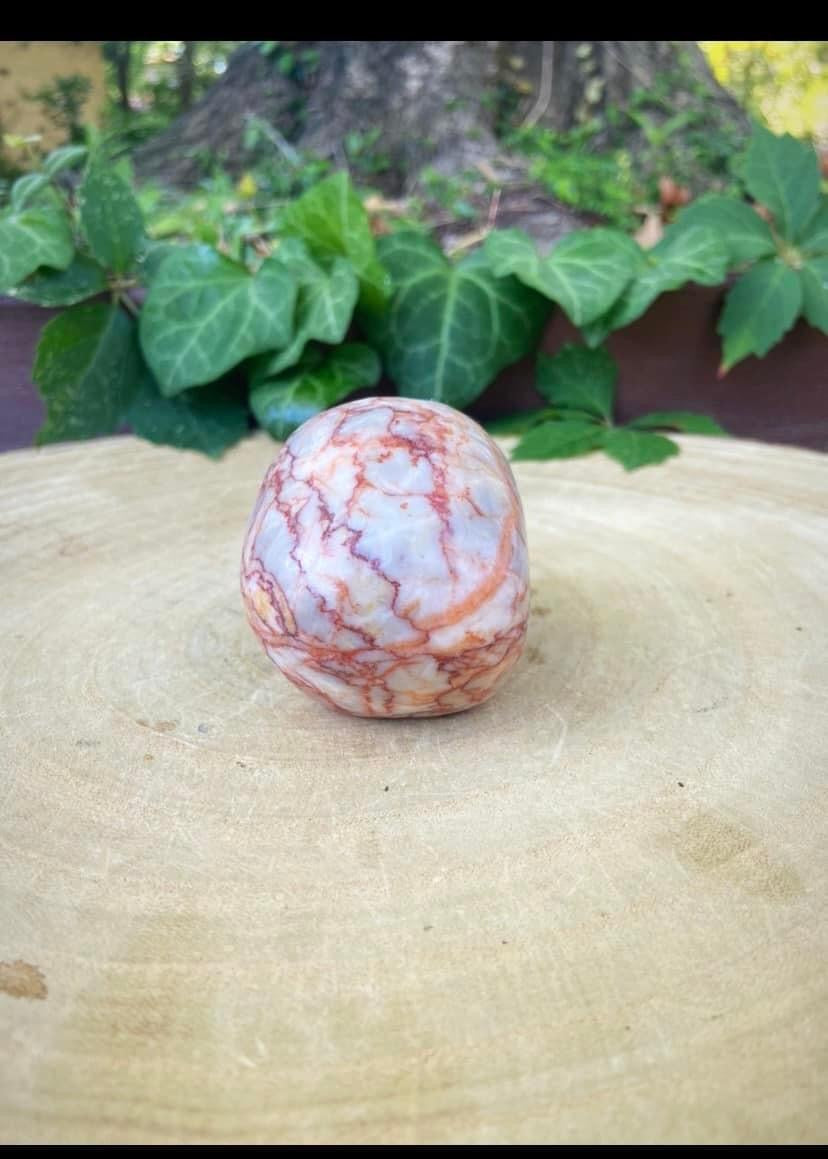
[{"xmin": 119, "ymin": 292, "xmax": 140, "ymax": 318}]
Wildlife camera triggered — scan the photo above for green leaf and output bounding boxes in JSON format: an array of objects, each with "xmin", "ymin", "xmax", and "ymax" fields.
[
  {"xmin": 484, "ymin": 410, "xmax": 549, "ymax": 436},
  {"xmin": 604, "ymin": 429, "xmax": 679, "ymax": 470},
  {"xmin": 10, "ymin": 173, "xmax": 50, "ymax": 212},
  {"xmin": 33, "ymin": 303, "xmax": 143, "ymax": 444},
  {"xmin": 512, "ymin": 420, "xmax": 605, "ymax": 462},
  {"xmin": 584, "ymin": 224, "xmax": 729, "ymax": 345},
  {"xmin": 741, "ymin": 124, "xmax": 820, "ymax": 240},
  {"xmin": 10, "ymin": 253, "xmax": 107, "ymax": 306},
  {"xmin": 138, "ymin": 239, "xmax": 180, "ymax": 282},
  {"xmin": 484, "ymin": 229, "xmax": 537, "ymax": 278},
  {"xmin": 125, "ymin": 372, "xmax": 250, "ymax": 459},
  {"xmin": 542, "ymin": 230, "xmax": 642, "ymax": 325},
  {"xmin": 0, "ymin": 207, "xmax": 74, "ymax": 291},
  {"xmin": 139, "ymin": 245, "xmax": 297, "ymax": 395},
  {"xmin": 718, "ymin": 259, "xmax": 803, "ymax": 372},
  {"xmin": 281, "ymin": 171, "xmax": 390, "ymax": 311},
  {"xmin": 79, "ymin": 154, "xmax": 144, "ymax": 274},
  {"xmin": 799, "ymin": 258, "xmax": 828, "ymax": 335},
  {"xmin": 628, "ymin": 411, "xmax": 726, "ymax": 435},
  {"xmin": 674, "ymin": 195, "xmax": 775, "ymax": 265},
  {"xmin": 43, "ymin": 145, "xmax": 88, "ymax": 177},
  {"xmin": 650, "ymin": 223, "xmax": 730, "ymax": 287},
  {"xmin": 536, "ymin": 344, "xmax": 616, "ymax": 420},
  {"xmin": 147, "ymin": 209, "xmax": 219, "ymax": 244},
  {"xmin": 250, "ymin": 343, "xmax": 380, "ymax": 440},
  {"xmin": 485, "ymin": 227, "xmax": 640, "ymax": 325},
  {"xmin": 365, "ymin": 230, "xmax": 548, "ymax": 410},
  {"xmin": 800, "ymin": 204, "xmax": 828, "ymax": 257},
  {"xmin": 249, "ymin": 239, "xmax": 359, "ymax": 381}
]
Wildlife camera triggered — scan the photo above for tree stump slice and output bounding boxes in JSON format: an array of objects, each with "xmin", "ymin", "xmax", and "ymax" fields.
[{"xmin": 1, "ymin": 432, "xmax": 825, "ymax": 1144}]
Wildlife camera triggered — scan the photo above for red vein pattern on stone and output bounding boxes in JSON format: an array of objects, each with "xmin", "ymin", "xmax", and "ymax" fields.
[{"xmin": 241, "ymin": 397, "xmax": 530, "ymax": 718}]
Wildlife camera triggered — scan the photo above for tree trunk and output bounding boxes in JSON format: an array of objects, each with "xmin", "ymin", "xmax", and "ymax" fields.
[
  {"xmin": 134, "ymin": 40, "xmax": 749, "ymax": 193},
  {"xmin": 134, "ymin": 42, "xmax": 299, "ymax": 184},
  {"xmin": 104, "ymin": 41, "xmax": 132, "ymax": 113},
  {"xmin": 299, "ymin": 41, "xmax": 500, "ymax": 186},
  {"xmin": 501, "ymin": 41, "xmax": 746, "ymax": 134},
  {"xmin": 177, "ymin": 41, "xmax": 197, "ymax": 113}
]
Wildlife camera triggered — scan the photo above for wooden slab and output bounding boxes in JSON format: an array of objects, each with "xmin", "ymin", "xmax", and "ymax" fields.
[{"xmin": 1, "ymin": 433, "xmax": 826, "ymax": 1144}]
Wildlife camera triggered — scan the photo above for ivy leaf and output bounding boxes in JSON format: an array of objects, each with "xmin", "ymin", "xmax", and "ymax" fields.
[
  {"xmin": 0, "ymin": 207, "xmax": 74, "ymax": 291},
  {"xmin": 365, "ymin": 231, "xmax": 548, "ymax": 410},
  {"xmin": 485, "ymin": 227, "xmax": 640, "ymax": 325},
  {"xmin": 483, "ymin": 229, "xmax": 536, "ymax": 276},
  {"xmin": 33, "ymin": 303, "xmax": 143, "ymax": 445},
  {"xmin": 125, "ymin": 372, "xmax": 250, "ymax": 459},
  {"xmin": 651, "ymin": 224, "xmax": 730, "ymax": 287},
  {"xmin": 137, "ymin": 239, "xmax": 180, "ymax": 282},
  {"xmin": 674, "ymin": 195, "xmax": 775, "ymax": 265},
  {"xmin": 43, "ymin": 145, "xmax": 88, "ymax": 177},
  {"xmin": 139, "ymin": 245, "xmax": 297, "ymax": 395},
  {"xmin": 741, "ymin": 123, "xmax": 820, "ymax": 240},
  {"xmin": 281, "ymin": 171, "xmax": 390, "ymax": 311},
  {"xmin": 604, "ymin": 429, "xmax": 679, "ymax": 470},
  {"xmin": 536, "ymin": 344, "xmax": 616, "ymax": 420},
  {"xmin": 800, "ymin": 203, "xmax": 828, "ymax": 257},
  {"xmin": 537, "ymin": 229, "xmax": 642, "ymax": 325},
  {"xmin": 799, "ymin": 258, "xmax": 828, "ymax": 335},
  {"xmin": 250, "ymin": 343, "xmax": 380, "ymax": 440},
  {"xmin": 249, "ymin": 239, "xmax": 359, "ymax": 381},
  {"xmin": 718, "ymin": 259, "xmax": 803, "ymax": 372},
  {"xmin": 584, "ymin": 225, "xmax": 729, "ymax": 346},
  {"xmin": 10, "ymin": 254, "xmax": 108, "ymax": 306},
  {"xmin": 10, "ymin": 173, "xmax": 50, "ymax": 212},
  {"xmin": 79, "ymin": 154, "xmax": 145, "ymax": 274},
  {"xmin": 512, "ymin": 420, "xmax": 605, "ymax": 462},
  {"xmin": 628, "ymin": 411, "xmax": 726, "ymax": 435}
]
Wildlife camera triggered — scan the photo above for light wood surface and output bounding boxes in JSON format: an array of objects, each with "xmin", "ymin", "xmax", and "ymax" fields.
[{"xmin": 1, "ymin": 432, "xmax": 826, "ymax": 1144}]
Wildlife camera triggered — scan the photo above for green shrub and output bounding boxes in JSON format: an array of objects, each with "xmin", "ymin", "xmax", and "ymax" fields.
[{"xmin": 1, "ymin": 124, "xmax": 824, "ymax": 468}]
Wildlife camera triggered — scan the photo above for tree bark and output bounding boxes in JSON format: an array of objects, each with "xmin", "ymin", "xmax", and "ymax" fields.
[
  {"xmin": 133, "ymin": 40, "xmax": 749, "ymax": 192},
  {"xmin": 299, "ymin": 41, "xmax": 500, "ymax": 185},
  {"xmin": 503, "ymin": 41, "xmax": 748, "ymax": 135},
  {"xmin": 134, "ymin": 42, "xmax": 298, "ymax": 184},
  {"xmin": 104, "ymin": 41, "xmax": 132, "ymax": 113},
  {"xmin": 177, "ymin": 41, "xmax": 197, "ymax": 113}
]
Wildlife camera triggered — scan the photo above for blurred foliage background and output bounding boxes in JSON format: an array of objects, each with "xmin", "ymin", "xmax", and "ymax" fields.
[
  {"xmin": 95, "ymin": 41, "xmax": 827, "ymax": 148},
  {"xmin": 2, "ymin": 40, "xmax": 826, "ymax": 240},
  {"xmin": 701, "ymin": 41, "xmax": 828, "ymax": 145}
]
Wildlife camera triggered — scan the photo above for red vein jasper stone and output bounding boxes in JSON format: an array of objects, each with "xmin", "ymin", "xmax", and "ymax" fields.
[{"xmin": 241, "ymin": 397, "xmax": 529, "ymax": 718}]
